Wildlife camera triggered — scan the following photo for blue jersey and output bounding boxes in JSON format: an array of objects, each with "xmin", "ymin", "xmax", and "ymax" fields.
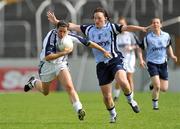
[
  {"xmin": 139, "ymin": 31, "xmax": 171, "ymax": 64},
  {"xmin": 80, "ymin": 22, "xmax": 123, "ymax": 63}
]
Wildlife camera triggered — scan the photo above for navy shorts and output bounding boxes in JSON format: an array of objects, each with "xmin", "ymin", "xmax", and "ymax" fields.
[
  {"xmin": 96, "ymin": 57, "xmax": 126, "ymax": 86},
  {"xmin": 147, "ymin": 61, "xmax": 168, "ymax": 80}
]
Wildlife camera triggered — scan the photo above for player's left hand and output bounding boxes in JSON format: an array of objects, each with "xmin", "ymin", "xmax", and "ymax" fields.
[
  {"xmin": 143, "ymin": 25, "xmax": 153, "ymax": 32},
  {"xmin": 139, "ymin": 59, "xmax": 147, "ymax": 69},
  {"xmin": 171, "ymin": 55, "xmax": 178, "ymax": 62},
  {"xmin": 124, "ymin": 45, "xmax": 133, "ymax": 52}
]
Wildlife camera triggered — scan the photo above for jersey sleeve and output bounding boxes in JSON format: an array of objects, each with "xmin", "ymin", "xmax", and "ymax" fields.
[
  {"xmin": 45, "ymin": 30, "xmax": 57, "ymax": 56},
  {"xmin": 130, "ymin": 33, "xmax": 140, "ymax": 45},
  {"xmin": 110, "ymin": 23, "xmax": 123, "ymax": 34},
  {"xmin": 80, "ymin": 24, "xmax": 93, "ymax": 36},
  {"xmin": 69, "ymin": 33, "xmax": 90, "ymax": 46},
  {"xmin": 167, "ymin": 35, "xmax": 172, "ymax": 48},
  {"xmin": 138, "ymin": 37, "xmax": 147, "ymax": 50}
]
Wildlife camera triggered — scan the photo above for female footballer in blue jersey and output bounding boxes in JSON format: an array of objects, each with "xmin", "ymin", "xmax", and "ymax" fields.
[
  {"xmin": 24, "ymin": 21, "xmax": 111, "ymax": 121},
  {"xmin": 47, "ymin": 7, "xmax": 149, "ymax": 123},
  {"xmin": 138, "ymin": 18, "xmax": 177, "ymax": 110}
]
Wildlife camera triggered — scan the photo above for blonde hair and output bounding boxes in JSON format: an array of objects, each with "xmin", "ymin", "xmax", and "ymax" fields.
[{"xmin": 118, "ymin": 16, "xmax": 127, "ymax": 24}]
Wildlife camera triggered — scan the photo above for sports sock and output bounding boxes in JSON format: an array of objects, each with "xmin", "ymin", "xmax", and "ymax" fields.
[
  {"xmin": 152, "ymin": 99, "xmax": 158, "ymax": 108},
  {"xmin": 73, "ymin": 101, "xmax": 83, "ymax": 112},
  {"xmin": 131, "ymin": 91, "xmax": 134, "ymax": 97},
  {"xmin": 114, "ymin": 89, "xmax": 120, "ymax": 98},
  {"xmin": 31, "ymin": 78, "xmax": 38, "ymax": 87},
  {"xmin": 125, "ymin": 92, "xmax": 133, "ymax": 103},
  {"xmin": 107, "ymin": 106, "xmax": 117, "ymax": 117}
]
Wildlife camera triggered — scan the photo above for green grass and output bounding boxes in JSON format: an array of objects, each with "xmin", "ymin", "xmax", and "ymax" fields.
[{"xmin": 0, "ymin": 91, "xmax": 180, "ymax": 129}]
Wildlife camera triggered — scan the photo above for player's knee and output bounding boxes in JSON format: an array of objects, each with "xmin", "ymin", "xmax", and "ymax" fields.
[
  {"xmin": 119, "ymin": 80, "xmax": 130, "ymax": 90},
  {"xmin": 154, "ymin": 85, "xmax": 160, "ymax": 91}
]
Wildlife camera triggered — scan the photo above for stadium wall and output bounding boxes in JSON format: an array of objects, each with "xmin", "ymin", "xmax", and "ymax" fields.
[{"xmin": 0, "ymin": 58, "xmax": 180, "ymax": 92}]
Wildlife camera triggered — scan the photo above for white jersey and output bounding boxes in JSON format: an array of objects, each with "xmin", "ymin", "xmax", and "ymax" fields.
[
  {"xmin": 116, "ymin": 32, "xmax": 139, "ymax": 72},
  {"xmin": 40, "ymin": 29, "xmax": 90, "ymax": 64},
  {"xmin": 39, "ymin": 29, "xmax": 90, "ymax": 82}
]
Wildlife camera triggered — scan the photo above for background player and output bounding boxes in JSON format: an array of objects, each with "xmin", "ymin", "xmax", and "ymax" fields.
[
  {"xmin": 113, "ymin": 16, "xmax": 140, "ymax": 101},
  {"xmin": 138, "ymin": 18, "xmax": 177, "ymax": 110}
]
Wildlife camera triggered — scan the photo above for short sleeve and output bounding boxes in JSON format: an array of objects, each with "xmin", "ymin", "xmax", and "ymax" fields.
[
  {"xmin": 80, "ymin": 24, "xmax": 93, "ymax": 36},
  {"xmin": 111, "ymin": 23, "xmax": 123, "ymax": 34},
  {"xmin": 45, "ymin": 30, "xmax": 57, "ymax": 56},
  {"xmin": 131, "ymin": 33, "xmax": 140, "ymax": 45},
  {"xmin": 69, "ymin": 33, "xmax": 90, "ymax": 46},
  {"xmin": 167, "ymin": 35, "xmax": 172, "ymax": 48},
  {"xmin": 138, "ymin": 37, "xmax": 147, "ymax": 50}
]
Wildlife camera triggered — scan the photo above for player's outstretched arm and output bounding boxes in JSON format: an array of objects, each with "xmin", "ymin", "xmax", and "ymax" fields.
[
  {"xmin": 122, "ymin": 25, "xmax": 152, "ymax": 32},
  {"xmin": 168, "ymin": 45, "xmax": 177, "ymax": 62},
  {"xmin": 47, "ymin": 11, "xmax": 81, "ymax": 32},
  {"xmin": 88, "ymin": 41, "xmax": 112, "ymax": 59},
  {"xmin": 45, "ymin": 48, "xmax": 73, "ymax": 61}
]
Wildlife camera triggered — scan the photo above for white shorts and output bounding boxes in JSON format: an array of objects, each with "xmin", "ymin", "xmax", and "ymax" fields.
[
  {"xmin": 38, "ymin": 61, "xmax": 68, "ymax": 82},
  {"xmin": 123, "ymin": 54, "xmax": 136, "ymax": 73}
]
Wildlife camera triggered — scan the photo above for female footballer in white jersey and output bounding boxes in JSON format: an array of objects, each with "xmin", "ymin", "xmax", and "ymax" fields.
[
  {"xmin": 24, "ymin": 21, "xmax": 111, "ymax": 121},
  {"xmin": 113, "ymin": 17, "xmax": 140, "ymax": 101},
  {"xmin": 138, "ymin": 18, "xmax": 177, "ymax": 110},
  {"xmin": 47, "ymin": 7, "xmax": 149, "ymax": 123}
]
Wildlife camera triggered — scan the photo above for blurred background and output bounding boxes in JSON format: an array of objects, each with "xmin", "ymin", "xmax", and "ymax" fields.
[{"xmin": 0, "ymin": 0, "xmax": 180, "ymax": 92}]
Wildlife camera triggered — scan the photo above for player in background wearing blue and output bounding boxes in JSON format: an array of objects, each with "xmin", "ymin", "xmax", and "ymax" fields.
[
  {"xmin": 113, "ymin": 17, "xmax": 140, "ymax": 102},
  {"xmin": 138, "ymin": 18, "xmax": 177, "ymax": 110},
  {"xmin": 24, "ymin": 21, "xmax": 111, "ymax": 121},
  {"xmin": 47, "ymin": 8, "xmax": 149, "ymax": 123}
]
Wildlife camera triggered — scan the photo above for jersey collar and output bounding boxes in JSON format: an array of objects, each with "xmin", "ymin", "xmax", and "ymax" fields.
[{"xmin": 151, "ymin": 30, "xmax": 163, "ymax": 37}]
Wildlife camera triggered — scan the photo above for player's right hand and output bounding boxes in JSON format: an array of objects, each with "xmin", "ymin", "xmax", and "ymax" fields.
[
  {"xmin": 64, "ymin": 48, "xmax": 73, "ymax": 55},
  {"xmin": 47, "ymin": 11, "xmax": 59, "ymax": 25},
  {"xmin": 139, "ymin": 60, "xmax": 147, "ymax": 69},
  {"xmin": 144, "ymin": 24, "xmax": 153, "ymax": 32},
  {"xmin": 104, "ymin": 51, "xmax": 112, "ymax": 59},
  {"xmin": 171, "ymin": 55, "xmax": 178, "ymax": 62}
]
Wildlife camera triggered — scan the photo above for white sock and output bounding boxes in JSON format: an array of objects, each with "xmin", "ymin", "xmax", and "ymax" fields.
[
  {"xmin": 31, "ymin": 78, "xmax": 38, "ymax": 87},
  {"xmin": 114, "ymin": 89, "xmax": 120, "ymax": 98},
  {"xmin": 108, "ymin": 106, "xmax": 117, "ymax": 117},
  {"xmin": 73, "ymin": 101, "xmax": 82, "ymax": 113},
  {"xmin": 125, "ymin": 92, "xmax": 133, "ymax": 103},
  {"xmin": 131, "ymin": 91, "xmax": 134, "ymax": 97},
  {"xmin": 152, "ymin": 99, "xmax": 158, "ymax": 108}
]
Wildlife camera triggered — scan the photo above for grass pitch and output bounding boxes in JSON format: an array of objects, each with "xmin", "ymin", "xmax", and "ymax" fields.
[{"xmin": 0, "ymin": 91, "xmax": 180, "ymax": 129}]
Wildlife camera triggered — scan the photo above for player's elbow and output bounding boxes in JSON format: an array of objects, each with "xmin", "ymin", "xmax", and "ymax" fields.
[
  {"xmin": 44, "ymin": 58, "xmax": 50, "ymax": 61},
  {"xmin": 44, "ymin": 55, "xmax": 53, "ymax": 61}
]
